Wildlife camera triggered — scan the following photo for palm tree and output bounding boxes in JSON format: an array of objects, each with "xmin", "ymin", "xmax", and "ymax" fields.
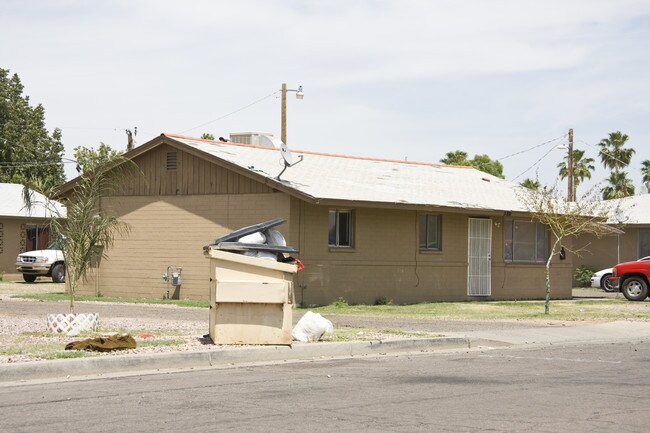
[
  {"xmin": 642, "ymin": 160, "xmax": 650, "ymax": 183},
  {"xmin": 602, "ymin": 171, "xmax": 635, "ymax": 199},
  {"xmin": 557, "ymin": 149, "xmax": 595, "ymax": 198},
  {"xmin": 520, "ymin": 178, "xmax": 540, "ymax": 190},
  {"xmin": 598, "ymin": 131, "xmax": 635, "ymax": 171},
  {"xmin": 24, "ymin": 148, "xmax": 139, "ymax": 313}
]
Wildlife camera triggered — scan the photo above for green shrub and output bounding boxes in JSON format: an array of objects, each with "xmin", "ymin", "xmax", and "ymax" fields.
[
  {"xmin": 374, "ymin": 296, "xmax": 392, "ymax": 306},
  {"xmin": 574, "ymin": 265, "xmax": 595, "ymax": 287},
  {"xmin": 332, "ymin": 297, "xmax": 349, "ymax": 307}
]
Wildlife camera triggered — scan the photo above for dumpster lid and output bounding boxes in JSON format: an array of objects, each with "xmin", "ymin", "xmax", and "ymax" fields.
[
  {"xmin": 208, "ymin": 218, "xmax": 286, "ymax": 245},
  {"xmin": 212, "ymin": 242, "xmax": 298, "ymax": 254}
]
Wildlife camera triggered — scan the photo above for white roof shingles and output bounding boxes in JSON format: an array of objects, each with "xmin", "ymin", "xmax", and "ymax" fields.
[
  {"xmin": 168, "ymin": 134, "xmax": 528, "ymax": 213},
  {"xmin": 0, "ymin": 183, "xmax": 65, "ymax": 219}
]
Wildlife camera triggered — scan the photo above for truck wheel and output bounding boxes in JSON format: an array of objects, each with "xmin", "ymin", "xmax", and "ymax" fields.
[
  {"xmin": 23, "ymin": 274, "xmax": 37, "ymax": 283},
  {"xmin": 622, "ymin": 277, "xmax": 648, "ymax": 301},
  {"xmin": 51, "ymin": 263, "xmax": 65, "ymax": 283}
]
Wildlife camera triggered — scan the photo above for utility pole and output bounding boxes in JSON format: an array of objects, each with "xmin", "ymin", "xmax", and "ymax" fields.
[
  {"xmin": 568, "ymin": 128, "xmax": 574, "ymax": 201},
  {"xmin": 281, "ymin": 83, "xmax": 287, "ymax": 144},
  {"xmin": 280, "ymin": 83, "xmax": 304, "ymax": 145}
]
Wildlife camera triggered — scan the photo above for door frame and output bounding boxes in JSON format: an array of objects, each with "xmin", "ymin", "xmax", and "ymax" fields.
[{"xmin": 467, "ymin": 217, "xmax": 492, "ymax": 296}]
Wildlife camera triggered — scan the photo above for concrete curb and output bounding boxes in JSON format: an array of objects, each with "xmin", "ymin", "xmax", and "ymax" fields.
[{"xmin": 0, "ymin": 337, "xmax": 475, "ymax": 383}]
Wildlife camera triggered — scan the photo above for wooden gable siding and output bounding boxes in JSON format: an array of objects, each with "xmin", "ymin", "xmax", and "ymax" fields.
[{"xmin": 117, "ymin": 144, "xmax": 273, "ymax": 196}]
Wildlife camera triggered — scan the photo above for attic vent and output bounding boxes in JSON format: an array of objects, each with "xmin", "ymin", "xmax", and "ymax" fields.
[{"xmin": 166, "ymin": 151, "xmax": 178, "ymax": 170}]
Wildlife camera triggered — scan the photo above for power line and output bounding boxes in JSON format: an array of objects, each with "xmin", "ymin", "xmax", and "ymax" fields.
[
  {"xmin": 511, "ymin": 145, "xmax": 558, "ymax": 182},
  {"xmin": 496, "ymin": 134, "xmax": 567, "ymax": 161},
  {"xmin": 181, "ymin": 90, "xmax": 280, "ymax": 134},
  {"xmin": 577, "ymin": 139, "xmax": 634, "ymax": 170}
]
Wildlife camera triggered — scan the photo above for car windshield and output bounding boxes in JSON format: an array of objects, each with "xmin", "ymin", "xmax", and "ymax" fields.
[{"xmin": 46, "ymin": 238, "xmax": 66, "ymax": 250}]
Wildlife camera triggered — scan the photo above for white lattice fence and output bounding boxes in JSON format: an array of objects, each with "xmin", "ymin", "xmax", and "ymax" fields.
[{"xmin": 47, "ymin": 313, "xmax": 99, "ymax": 334}]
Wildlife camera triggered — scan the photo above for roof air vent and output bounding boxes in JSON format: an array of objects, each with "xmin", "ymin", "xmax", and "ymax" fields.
[{"xmin": 166, "ymin": 151, "xmax": 178, "ymax": 170}]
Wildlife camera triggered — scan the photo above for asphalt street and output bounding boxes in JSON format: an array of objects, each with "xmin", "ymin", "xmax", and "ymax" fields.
[{"xmin": 1, "ymin": 340, "xmax": 648, "ymax": 433}]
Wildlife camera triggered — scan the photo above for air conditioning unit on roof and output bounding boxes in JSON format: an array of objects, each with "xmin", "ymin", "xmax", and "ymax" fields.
[{"xmin": 229, "ymin": 132, "xmax": 277, "ymax": 148}]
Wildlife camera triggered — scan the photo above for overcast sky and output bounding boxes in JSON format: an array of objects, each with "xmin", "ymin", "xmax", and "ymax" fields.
[{"xmin": 2, "ymin": 0, "xmax": 649, "ymax": 195}]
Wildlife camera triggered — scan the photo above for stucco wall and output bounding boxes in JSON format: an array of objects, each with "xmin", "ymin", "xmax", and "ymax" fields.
[
  {"xmin": 575, "ymin": 225, "xmax": 650, "ymax": 273},
  {"xmin": 0, "ymin": 218, "xmax": 24, "ymax": 277},
  {"xmin": 77, "ymin": 193, "xmax": 291, "ymax": 300},
  {"xmin": 293, "ymin": 202, "xmax": 572, "ymax": 305}
]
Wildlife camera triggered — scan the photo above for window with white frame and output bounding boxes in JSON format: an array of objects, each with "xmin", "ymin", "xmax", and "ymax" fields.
[
  {"xmin": 419, "ymin": 214, "xmax": 441, "ymax": 251},
  {"xmin": 328, "ymin": 209, "xmax": 354, "ymax": 247},
  {"xmin": 504, "ymin": 220, "xmax": 548, "ymax": 263}
]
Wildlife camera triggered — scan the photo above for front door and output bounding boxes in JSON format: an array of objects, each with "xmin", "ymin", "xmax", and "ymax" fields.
[{"xmin": 468, "ymin": 218, "xmax": 492, "ymax": 296}]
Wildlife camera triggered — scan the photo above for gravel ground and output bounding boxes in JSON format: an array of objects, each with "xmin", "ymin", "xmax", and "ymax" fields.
[
  {"xmin": 0, "ymin": 281, "xmax": 442, "ymax": 364},
  {"xmin": 0, "ymin": 280, "xmax": 620, "ymax": 364}
]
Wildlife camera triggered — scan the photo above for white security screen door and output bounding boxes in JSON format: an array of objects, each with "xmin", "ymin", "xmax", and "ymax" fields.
[{"xmin": 468, "ymin": 218, "xmax": 492, "ymax": 296}]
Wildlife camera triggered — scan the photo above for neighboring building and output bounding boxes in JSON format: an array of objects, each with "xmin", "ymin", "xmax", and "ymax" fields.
[
  {"xmin": 60, "ymin": 133, "xmax": 573, "ymax": 304},
  {"xmin": 576, "ymin": 194, "xmax": 650, "ymax": 272},
  {"xmin": 0, "ymin": 183, "xmax": 65, "ymax": 277}
]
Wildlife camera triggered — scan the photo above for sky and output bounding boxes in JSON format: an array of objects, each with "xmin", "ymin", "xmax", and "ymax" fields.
[{"xmin": 2, "ymin": 0, "xmax": 649, "ymax": 196}]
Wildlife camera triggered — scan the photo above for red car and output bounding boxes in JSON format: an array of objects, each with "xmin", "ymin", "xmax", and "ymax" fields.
[{"xmin": 611, "ymin": 260, "xmax": 650, "ymax": 301}]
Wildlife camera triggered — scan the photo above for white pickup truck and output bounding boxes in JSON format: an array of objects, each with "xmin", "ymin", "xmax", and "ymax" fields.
[{"xmin": 15, "ymin": 238, "xmax": 65, "ymax": 283}]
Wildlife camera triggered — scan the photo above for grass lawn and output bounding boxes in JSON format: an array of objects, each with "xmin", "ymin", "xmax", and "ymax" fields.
[
  {"xmin": 302, "ymin": 298, "xmax": 650, "ymax": 321},
  {"xmin": 11, "ymin": 289, "xmax": 650, "ymax": 321},
  {"xmin": 14, "ymin": 292, "xmax": 209, "ymax": 308}
]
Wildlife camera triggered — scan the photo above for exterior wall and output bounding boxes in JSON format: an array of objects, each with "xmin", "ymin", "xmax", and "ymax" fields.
[
  {"xmin": 117, "ymin": 143, "xmax": 274, "ymax": 196},
  {"xmin": 0, "ymin": 218, "xmax": 24, "ymax": 277},
  {"xmin": 0, "ymin": 217, "xmax": 51, "ymax": 279},
  {"xmin": 293, "ymin": 201, "xmax": 572, "ymax": 305},
  {"xmin": 78, "ymin": 193, "xmax": 291, "ymax": 300},
  {"xmin": 576, "ymin": 225, "xmax": 649, "ymax": 273},
  {"xmin": 77, "ymin": 143, "xmax": 288, "ymax": 299}
]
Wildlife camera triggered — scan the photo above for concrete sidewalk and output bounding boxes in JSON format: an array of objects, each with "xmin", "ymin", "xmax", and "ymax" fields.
[{"xmin": 2, "ymin": 320, "xmax": 650, "ymax": 385}]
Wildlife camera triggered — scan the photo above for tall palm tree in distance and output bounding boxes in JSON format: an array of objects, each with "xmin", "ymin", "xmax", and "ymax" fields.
[
  {"xmin": 520, "ymin": 178, "xmax": 541, "ymax": 190},
  {"xmin": 602, "ymin": 171, "xmax": 635, "ymax": 199},
  {"xmin": 557, "ymin": 149, "xmax": 595, "ymax": 199},
  {"xmin": 598, "ymin": 131, "xmax": 636, "ymax": 199},
  {"xmin": 598, "ymin": 131, "xmax": 635, "ymax": 170},
  {"xmin": 642, "ymin": 160, "xmax": 650, "ymax": 182}
]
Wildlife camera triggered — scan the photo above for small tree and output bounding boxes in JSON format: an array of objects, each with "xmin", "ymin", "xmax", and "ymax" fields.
[
  {"xmin": 24, "ymin": 146, "xmax": 138, "ymax": 313},
  {"xmin": 440, "ymin": 150, "xmax": 505, "ymax": 178},
  {"xmin": 519, "ymin": 184, "xmax": 614, "ymax": 314}
]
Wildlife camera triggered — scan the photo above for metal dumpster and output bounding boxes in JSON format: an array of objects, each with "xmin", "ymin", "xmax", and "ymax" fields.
[{"xmin": 206, "ymin": 249, "xmax": 298, "ymax": 345}]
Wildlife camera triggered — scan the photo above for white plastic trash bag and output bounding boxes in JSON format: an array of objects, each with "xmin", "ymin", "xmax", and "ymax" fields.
[
  {"xmin": 292, "ymin": 311, "xmax": 334, "ymax": 342},
  {"xmin": 239, "ymin": 231, "xmax": 266, "ymax": 244}
]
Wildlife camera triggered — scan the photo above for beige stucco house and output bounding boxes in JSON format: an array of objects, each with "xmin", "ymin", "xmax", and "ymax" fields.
[
  {"xmin": 62, "ymin": 133, "xmax": 573, "ymax": 305},
  {"xmin": 0, "ymin": 183, "xmax": 65, "ymax": 278}
]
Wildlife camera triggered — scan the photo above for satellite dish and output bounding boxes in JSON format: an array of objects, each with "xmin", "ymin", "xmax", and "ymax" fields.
[
  {"xmin": 275, "ymin": 142, "xmax": 303, "ymax": 180},
  {"xmin": 280, "ymin": 143, "xmax": 295, "ymax": 165},
  {"xmin": 613, "ymin": 207, "xmax": 629, "ymax": 224}
]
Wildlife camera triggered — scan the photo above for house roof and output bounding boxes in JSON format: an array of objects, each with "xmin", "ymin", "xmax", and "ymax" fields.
[
  {"xmin": 606, "ymin": 194, "xmax": 650, "ymax": 225},
  {"xmin": 160, "ymin": 133, "xmax": 530, "ymax": 213},
  {"xmin": 0, "ymin": 183, "xmax": 66, "ymax": 219}
]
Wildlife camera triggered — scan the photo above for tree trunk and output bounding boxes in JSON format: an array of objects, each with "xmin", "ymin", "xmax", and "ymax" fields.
[{"xmin": 545, "ymin": 237, "xmax": 562, "ymax": 314}]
